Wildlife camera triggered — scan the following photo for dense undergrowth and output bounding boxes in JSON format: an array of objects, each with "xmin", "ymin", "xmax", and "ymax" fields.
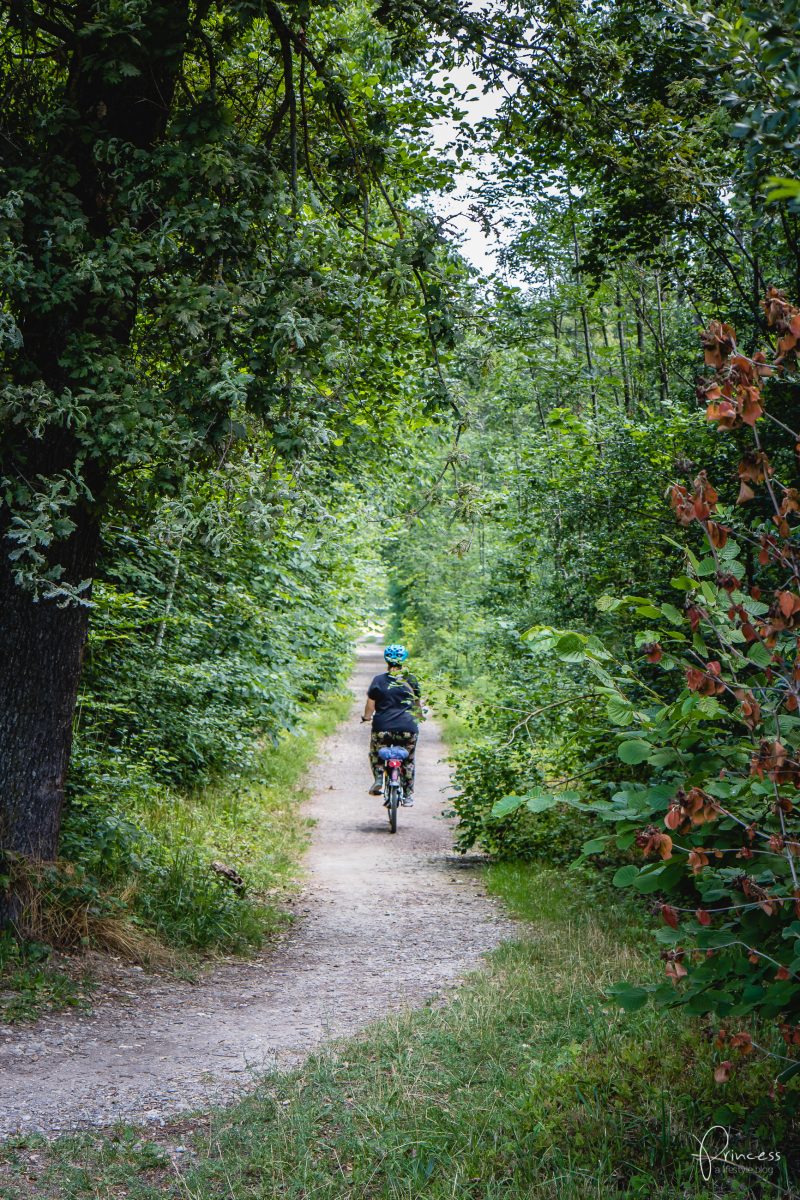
[
  {"xmin": 2, "ymin": 864, "xmax": 795, "ymax": 1199},
  {"xmin": 0, "ymin": 690, "xmax": 352, "ymax": 1023}
]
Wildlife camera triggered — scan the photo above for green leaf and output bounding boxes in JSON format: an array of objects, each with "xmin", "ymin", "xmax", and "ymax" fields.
[
  {"xmin": 613, "ymin": 865, "xmax": 638, "ymax": 887},
  {"xmin": 696, "ymin": 929, "xmax": 739, "ymax": 949},
  {"xmin": 607, "ymin": 983, "xmax": 650, "ymax": 1012},
  {"xmin": 632, "ymin": 861, "xmax": 684, "ymax": 894},
  {"xmin": 581, "ymin": 836, "xmax": 611, "ymax": 856},
  {"xmin": 525, "ymin": 792, "xmax": 559, "ymax": 813},
  {"xmin": 606, "ymin": 697, "xmax": 634, "ymax": 726},
  {"xmin": 634, "ymin": 604, "xmax": 661, "ymax": 618},
  {"xmin": 491, "ymin": 794, "xmax": 527, "ymax": 819},
  {"xmin": 596, "ymin": 595, "xmax": 625, "ymax": 612},
  {"xmin": 747, "ymin": 641, "xmax": 772, "ymax": 667},
  {"xmin": 587, "ymin": 662, "xmax": 617, "ymax": 689},
  {"xmin": 691, "ymin": 632, "xmax": 709, "ymax": 655},
  {"xmin": 648, "ymin": 748, "xmax": 679, "ymax": 767},
  {"xmin": 555, "ymin": 632, "xmax": 586, "ymax": 661},
  {"xmin": 618, "ymin": 740, "xmax": 651, "ymax": 764},
  {"xmin": 741, "ymin": 596, "xmax": 770, "ymax": 617},
  {"xmin": 660, "ymin": 603, "xmax": 684, "ymax": 626},
  {"xmin": 766, "ymin": 176, "xmax": 800, "ymax": 202},
  {"xmin": 696, "ymin": 697, "xmax": 725, "ymax": 719}
]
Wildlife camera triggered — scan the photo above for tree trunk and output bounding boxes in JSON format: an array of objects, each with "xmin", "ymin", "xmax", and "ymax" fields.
[
  {"xmin": 0, "ymin": 510, "xmax": 100, "ymax": 867},
  {"xmin": 654, "ymin": 272, "xmax": 670, "ymax": 401},
  {"xmin": 154, "ymin": 537, "xmax": 184, "ymax": 654},
  {"xmin": 615, "ymin": 282, "xmax": 633, "ymax": 414},
  {"xmin": 599, "ymin": 309, "xmax": 620, "ymax": 407},
  {"xmin": 635, "ymin": 282, "xmax": 646, "ymax": 403},
  {"xmin": 570, "ymin": 214, "xmax": 599, "ymax": 430}
]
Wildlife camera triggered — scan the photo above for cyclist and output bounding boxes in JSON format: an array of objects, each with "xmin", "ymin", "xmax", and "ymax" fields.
[{"xmin": 361, "ymin": 644, "xmax": 421, "ymax": 806}]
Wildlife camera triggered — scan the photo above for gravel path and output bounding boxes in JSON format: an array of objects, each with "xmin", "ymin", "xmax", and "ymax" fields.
[{"xmin": 0, "ymin": 644, "xmax": 514, "ymax": 1138}]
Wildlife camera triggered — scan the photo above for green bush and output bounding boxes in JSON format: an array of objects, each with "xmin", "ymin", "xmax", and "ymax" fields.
[{"xmin": 450, "ymin": 736, "xmax": 595, "ymax": 861}]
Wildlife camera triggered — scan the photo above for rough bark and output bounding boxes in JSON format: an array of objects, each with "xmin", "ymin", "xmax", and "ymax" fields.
[{"xmin": 0, "ymin": 504, "xmax": 100, "ymax": 864}]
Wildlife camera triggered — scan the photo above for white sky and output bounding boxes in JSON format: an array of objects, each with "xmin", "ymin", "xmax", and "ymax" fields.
[{"xmin": 425, "ymin": 63, "xmax": 518, "ymax": 278}]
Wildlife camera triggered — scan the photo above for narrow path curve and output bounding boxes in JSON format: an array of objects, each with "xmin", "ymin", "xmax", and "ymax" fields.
[{"xmin": 0, "ymin": 645, "xmax": 515, "ymax": 1137}]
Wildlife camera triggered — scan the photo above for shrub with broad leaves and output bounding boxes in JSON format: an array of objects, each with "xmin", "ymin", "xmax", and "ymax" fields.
[{"xmin": 497, "ymin": 292, "xmax": 800, "ymax": 1093}]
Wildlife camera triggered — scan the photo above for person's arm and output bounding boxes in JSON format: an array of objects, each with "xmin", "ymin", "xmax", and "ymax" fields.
[{"xmin": 361, "ymin": 696, "xmax": 376, "ymax": 723}]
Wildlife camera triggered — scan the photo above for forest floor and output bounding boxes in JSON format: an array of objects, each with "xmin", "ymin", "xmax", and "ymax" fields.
[{"xmin": 0, "ymin": 644, "xmax": 513, "ymax": 1139}]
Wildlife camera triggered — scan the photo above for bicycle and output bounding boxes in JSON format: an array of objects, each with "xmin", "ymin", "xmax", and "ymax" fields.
[{"xmin": 377, "ymin": 745, "xmax": 409, "ymax": 833}]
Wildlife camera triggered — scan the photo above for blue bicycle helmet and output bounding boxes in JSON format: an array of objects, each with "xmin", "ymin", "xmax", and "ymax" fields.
[{"xmin": 384, "ymin": 644, "xmax": 408, "ymax": 664}]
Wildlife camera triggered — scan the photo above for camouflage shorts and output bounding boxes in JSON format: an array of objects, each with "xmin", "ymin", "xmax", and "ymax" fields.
[{"xmin": 369, "ymin": 729, "xmax": 417, "ymax": 788}]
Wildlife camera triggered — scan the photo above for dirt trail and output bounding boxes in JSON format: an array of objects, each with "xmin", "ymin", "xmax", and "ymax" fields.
[{"xmin": 0, "ymin": 645, "xmax": 514, "ymax": 1137}]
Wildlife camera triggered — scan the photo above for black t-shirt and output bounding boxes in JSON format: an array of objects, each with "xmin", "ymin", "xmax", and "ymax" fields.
[{"xmin": 368, "ymin": 670, "xmax": 421, "ymax": 734}]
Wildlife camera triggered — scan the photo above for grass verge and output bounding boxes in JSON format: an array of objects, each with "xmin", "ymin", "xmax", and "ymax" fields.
[
  {"xmin": 0, "ymin": 691, "xmax": 353, "ymax": 1023},
  {"xmin": 128, "ymin": 690, "xmax": 354, "ymax": 947},
  {"xmin": 4, "ymin": 862, "xmax": 797, "ymax": 1198},
  {"xmin": 0, "ymin": 934, "xmax": 92, "ymax": 1025}
]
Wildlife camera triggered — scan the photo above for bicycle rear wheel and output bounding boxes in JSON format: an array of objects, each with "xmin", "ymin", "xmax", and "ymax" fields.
[{"xmin": 387, "ymin": 784, "xmax": 399, "ymax": 833}]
